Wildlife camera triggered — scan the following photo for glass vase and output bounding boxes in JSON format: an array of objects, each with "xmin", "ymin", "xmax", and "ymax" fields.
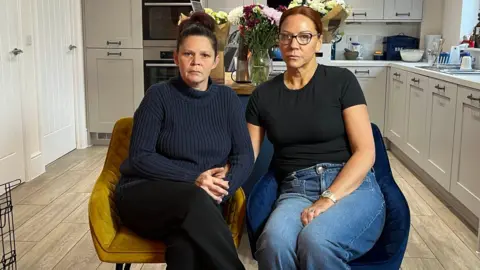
[{"xmin": 248, "ymin": 49, "xmax": 272, "ymax": 86}]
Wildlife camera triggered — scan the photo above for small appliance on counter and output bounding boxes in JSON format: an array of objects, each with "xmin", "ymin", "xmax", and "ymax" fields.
[{"xmin": 383, "ymin": 34, "xmax": 420, "ymax": 61}]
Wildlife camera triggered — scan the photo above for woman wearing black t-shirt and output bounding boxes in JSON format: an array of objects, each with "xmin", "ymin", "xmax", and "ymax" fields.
[{"xmin": 246, "ymin": 6, "xmax": 386, "ymax": 270}]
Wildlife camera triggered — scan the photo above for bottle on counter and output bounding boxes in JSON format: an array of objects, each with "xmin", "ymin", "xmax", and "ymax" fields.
[{"xmin": 474, "ymin": 13, "xmax": 480, "ymax": 48}]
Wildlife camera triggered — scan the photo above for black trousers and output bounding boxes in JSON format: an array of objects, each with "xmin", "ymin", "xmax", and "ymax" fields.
[{"xmin": 115, "ymin": 179, "xmax": 245, "ymax": 270}]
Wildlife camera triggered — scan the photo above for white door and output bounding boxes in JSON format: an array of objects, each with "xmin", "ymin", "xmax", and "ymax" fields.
[
  {"xmin": 34, "ymin": 0, "xmax": 77, "ymax": 165},
  {"xmin": 0, "ymin": 0, "xmax": 26, "ymax": 185}
]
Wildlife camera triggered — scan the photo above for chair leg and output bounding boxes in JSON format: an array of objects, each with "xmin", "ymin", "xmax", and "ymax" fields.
[{"xmin": 115, "ymin": 263, "xmax": 132, "ymax": 270}]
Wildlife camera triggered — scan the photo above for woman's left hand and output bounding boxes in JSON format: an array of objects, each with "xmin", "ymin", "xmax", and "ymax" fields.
[
  {"xmin": 301, "ymin": 198, "xmax": 335, "ymax": 226},
  {"xmin": 213, "ymin": 163, "xmax": 231, "ymax": 179}
]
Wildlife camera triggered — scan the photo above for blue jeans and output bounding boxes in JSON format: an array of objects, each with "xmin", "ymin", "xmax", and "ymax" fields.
[{"xmin": 255, "ymin": 163, "xmax": 386, "ymax": 270}]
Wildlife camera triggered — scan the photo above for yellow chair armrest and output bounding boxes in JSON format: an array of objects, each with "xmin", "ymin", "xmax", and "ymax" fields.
[{"xmin": 224, "ymin": 188, "xmax": 246, "ymax": 248}]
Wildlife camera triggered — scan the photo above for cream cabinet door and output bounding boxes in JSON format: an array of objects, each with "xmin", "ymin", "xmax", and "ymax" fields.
[
  {"xmin": 404, "ymin": 72, "xmax": 428, "ymax": 165},
  {"xmin": 346, "ymin": 0, "xmax": 384, "ymax": 21},
  {"xmin": 83, "ymin": 0, "xmax": 142, "ymax": 48},
  {"xmin": 384, "ymin": 0, "xmax": 424, "ymax": 21},
  {"xmin": 346, "ymin": 67, "xmax": 387, "ymax": 133},
  {"xmin": 451, "ymin": 86, "xmax": 480, "ymax": 217},
  {"xmin": 386, "ymin": 68, "xmax": 407, "ymax": 150},
  {"xmin": 423, "ymin": 79, "xmax": 457, "ymax": 190},
  {"xmin": 86, "ymin": 49, "xmax": 144, "ymax": 133}
]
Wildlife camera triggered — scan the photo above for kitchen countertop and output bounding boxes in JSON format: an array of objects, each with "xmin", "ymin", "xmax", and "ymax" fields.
[
  {"xmin": 331, "ymin": 60, "xmax": 480, "ymax": 90},
  {"xmin": 224, "ymin": 72, "xmax": 256, "ymax": 95},
  {"xmin": 225, "ymin": 61, "xmax": 480, "ymax": 96}
]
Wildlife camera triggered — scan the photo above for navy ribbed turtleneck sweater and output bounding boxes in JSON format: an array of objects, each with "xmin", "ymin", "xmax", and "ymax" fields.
[{"xmin": 117, "ymin": 76, "xmax": 254, "ymax": 199}]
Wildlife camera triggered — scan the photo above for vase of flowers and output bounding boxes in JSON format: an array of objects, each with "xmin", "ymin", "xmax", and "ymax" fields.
[
  {"xmin": 287, "ymin": 0, "xmax": 351, "ymax": 43},
  {"xmin": 228, "ymin": 4, "xmax": 285, "ymax": 86}
]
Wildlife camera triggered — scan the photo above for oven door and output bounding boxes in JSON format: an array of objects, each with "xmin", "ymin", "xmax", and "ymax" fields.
[
  {"xmin": 143, "ymin": 0, "xmax": 193, "ymax": 47},
  {"xmin": 144, "ymin": 60, "xmax": 179, "ymax": 92}
]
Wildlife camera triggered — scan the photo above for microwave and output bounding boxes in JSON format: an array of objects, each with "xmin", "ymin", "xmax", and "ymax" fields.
[{"xmin": 143, "ymin": 0, "xmax": 203, "ymax": 47}]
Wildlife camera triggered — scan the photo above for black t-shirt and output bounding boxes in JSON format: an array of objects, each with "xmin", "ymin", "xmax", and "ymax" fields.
[{"xmin": 245, "ymin": 64, "xmax": 366, "ymax": 180}]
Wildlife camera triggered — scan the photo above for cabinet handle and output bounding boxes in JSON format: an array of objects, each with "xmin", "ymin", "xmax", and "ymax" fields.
[
  {"xmin": 396, "ymin": 12, "xmax": 411, "ymax": 17},
  {"xmin": 353, "ymin": 12, "xmax": 367, "ymax": 16},
  {"xmin": 393, "ymin": 72, "xmax": 400, "ymax": 77},
  {"xmin": 467, "ymin": 94, "xmax": 480, "ymax": 101},
  {"xmin": 107, "ymin": 52, "xmax": 122, "ymax": 56},
  {"xmin": 411, "ymin": 78, "xmax": 420, "ymax": 83},
  {"xmin": 435, "ymin": 84, "xmax": 446, "ymax": 91},
  {"xmin": 106, "ymin": 41, "xmax": 122, "ymax": 45},
  {"xmin": 355, "ymin": 69, "xmax": 370, "ymax": 74}
]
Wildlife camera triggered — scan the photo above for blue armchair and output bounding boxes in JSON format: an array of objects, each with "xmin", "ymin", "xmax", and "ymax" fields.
[{"xmin": 246, "ymin": 123, "xmax": 410, "ymax": 270}]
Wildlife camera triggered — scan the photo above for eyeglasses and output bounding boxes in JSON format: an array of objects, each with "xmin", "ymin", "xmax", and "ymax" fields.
[{"xmin": 278, "ymin": 32, "xmax": 320, "ymax": 45}]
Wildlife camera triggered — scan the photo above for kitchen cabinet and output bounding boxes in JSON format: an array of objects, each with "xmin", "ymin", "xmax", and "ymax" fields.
[
  {"xmin": 83, "ymin": 0, "xmax": 142, "ymax": 49},
  {"xmin": 451, "ymin": 86, "xmax": 480, "ymax": 217},
  {"xmin": 404, "ymin": 72, "xmax": 428, "ymax": 165},
  {"xmin": 346, "ymin": 67, "xmax": 387, "ymax": 133},
  {"xmin": 386, "ymin": 68, "xmax": 407, "ymax": 149},
  {"xmin": 86, "ymin": 49, "xmax": 144, "ymax": 133},
  {"xmin": 345, "ymin": 0, "xmax": 384, "ymax": 21},
  {"xmin": 424, "ymin": 79, "xmax": 457, "ymax": 190},
  {"xmin": 384, "ymin": 0, "xmax": 424, "ymax": 21}
]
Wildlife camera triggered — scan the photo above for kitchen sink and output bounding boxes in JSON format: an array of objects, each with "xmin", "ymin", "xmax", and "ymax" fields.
[{"xmin": 417, "ymin": 65, "xmax": 480, "ymax": 75}]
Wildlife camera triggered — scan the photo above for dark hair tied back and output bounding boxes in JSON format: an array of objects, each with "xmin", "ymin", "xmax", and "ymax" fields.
[{"xmin": 177, "ymin": 12, "xmax": 218, "ymax": 56}]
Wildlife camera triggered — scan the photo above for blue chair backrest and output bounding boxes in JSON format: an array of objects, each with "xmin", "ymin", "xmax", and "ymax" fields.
[
  {"xmin": 350, "ymin": 124, "xmax": 410, "ymax": 267},
  {"xmin": 246, "ymin": 123, "xmax": 410, "ymax": 268}
]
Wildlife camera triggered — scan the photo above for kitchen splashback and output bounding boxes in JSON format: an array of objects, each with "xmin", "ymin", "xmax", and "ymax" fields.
[{"xmin": 335, "ymin": 23, "xmax": 421, "ymax": 60}]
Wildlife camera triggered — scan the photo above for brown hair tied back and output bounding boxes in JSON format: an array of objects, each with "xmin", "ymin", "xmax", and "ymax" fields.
[{"xmin": 177, "ymin": 12, "xmax": 218, "ymax": 56}]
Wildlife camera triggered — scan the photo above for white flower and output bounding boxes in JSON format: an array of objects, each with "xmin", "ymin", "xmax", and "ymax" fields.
[
  {"xmin": 227, "ymin": 6, "xmax": 243, "ymax": 25},
  {"xmin": 325, "ymin": 0, "xmax": 337, "ymax": 9},
  {"xmin": 310, "ymin": 2, "xmax": 326, "ymax": 13},
  {"xmin": 288, "ymin": 2, "xmax": 300, "ymax": 8}
]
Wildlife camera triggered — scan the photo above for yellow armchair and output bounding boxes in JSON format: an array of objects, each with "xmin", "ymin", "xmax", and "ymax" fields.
[{"xmin": 89, "ymin": 117, "xmax": 246, "ymax": 269}]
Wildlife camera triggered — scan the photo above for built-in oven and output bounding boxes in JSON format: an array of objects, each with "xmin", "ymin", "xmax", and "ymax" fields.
[
  {"xmin": 143, "ymin": 0, "xmax": 202, "ymax": 47},
  {"xmin": 144, "ymin": 47, "xmax": 179, "ymax": 92}
]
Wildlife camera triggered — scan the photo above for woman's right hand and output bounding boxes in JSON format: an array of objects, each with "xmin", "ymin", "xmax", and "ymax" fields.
[{"xmin": 195, "ymin": 168, "xmax": 229, "ymax": 203}]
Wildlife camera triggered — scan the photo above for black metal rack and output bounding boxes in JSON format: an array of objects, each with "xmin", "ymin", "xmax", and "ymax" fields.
[{"xmin": 0, "ymin": 179, "xmax": 21, "ymax": 270}]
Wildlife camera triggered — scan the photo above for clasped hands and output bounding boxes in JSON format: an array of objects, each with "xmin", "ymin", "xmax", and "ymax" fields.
[{"xmin": 195, "ymin": 164, "xmax": 230, "ymax": 204}]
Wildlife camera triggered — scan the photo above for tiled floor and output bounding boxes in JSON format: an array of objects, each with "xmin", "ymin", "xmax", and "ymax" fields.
[{"xmin": 8, "ymin": 146, "xmax": 480, "ymax": 269}]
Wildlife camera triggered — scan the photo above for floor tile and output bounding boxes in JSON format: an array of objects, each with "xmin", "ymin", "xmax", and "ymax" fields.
[
  {"xmin": 411, "ymin": 215, "xmax": 480, "ymax": 270},
  {"xmin": 18, "ymin": 223, "xmax": 89, "ymax": 270}
]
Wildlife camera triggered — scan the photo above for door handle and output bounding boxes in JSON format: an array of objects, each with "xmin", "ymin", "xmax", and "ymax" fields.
[
  {"xmin": 107, "ymin": 52, "xmax": 122, "ymax": 56},
  {"xmin": 11, "ymin": 48, "xmax": 23, "ymax": 56},
  {"xmin": 106, "ymin": 41, "xmax": 122, "ymax": 46},
  {"xmin": 467, "ymin": 94, "xmax": 480, "ymax": 102},
  {"xmin": 69, "ymin": 44, "xmax": 77, "ymax": 50},
  {"xmin": 353, "ymin": 12, "xmax": 367, "ymax": 16},
  {"xmin": 355, "ymin": 69, "xmax": 370, "ymax": 74}
]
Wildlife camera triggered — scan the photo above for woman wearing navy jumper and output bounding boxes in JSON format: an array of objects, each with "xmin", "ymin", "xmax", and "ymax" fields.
[
  {"xmin": 246, "ymin": 6, "xmax": 386, "ymax": 270},
  {"xmin": 114, "ymin": 12, "xmax": 254, "ymax": 270}
]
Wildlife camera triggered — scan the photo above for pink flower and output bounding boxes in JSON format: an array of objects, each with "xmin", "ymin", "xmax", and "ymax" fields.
[{"xmin": 261, "ymin": 6, "xmax": 283, "ymax": 26}]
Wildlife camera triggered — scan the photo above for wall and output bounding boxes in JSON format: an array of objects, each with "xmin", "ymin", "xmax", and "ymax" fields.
[
  {"xmin": 419, "ymin": 0, "xmax": 445, "ymax": 48},
  {"xmin": 19, "ymin": 0, "xmax": 45, "ymax": 181},
  {"xmin": 442, "ymin": 0, "xmax": 480, "ymax": 50},
  {"xmin": 334, "ymin": 23, "xmax": 421, "ymax": 60}
]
